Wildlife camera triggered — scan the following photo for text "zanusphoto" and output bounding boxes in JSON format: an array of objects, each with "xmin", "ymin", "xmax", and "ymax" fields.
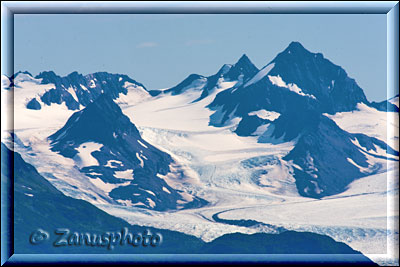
[{"xmin": 30, "ymin": 227, "xmax": 163, "ymax": 250}]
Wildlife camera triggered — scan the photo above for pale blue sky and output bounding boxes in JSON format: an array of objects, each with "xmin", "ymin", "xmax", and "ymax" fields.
[{"xmin": 14, "ymin": 14, "xmax": 388, "ymax": 101}]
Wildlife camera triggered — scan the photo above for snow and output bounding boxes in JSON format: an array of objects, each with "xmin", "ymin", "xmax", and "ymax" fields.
[
  {"xmin": 144, "ymin": 190, "xmax": 156, "ymax": 196},
  {"xmin": 310, "ymin": 180, "xmax": 322, "ymax": 194},
  {"xmin": 114, "ymin": 169, "xmax": 134, "ymax": 180},
  {"xmin": 268, "ymin": 75, "xmax": 316, "ymax": 99},
  {"xmin": 248, "ymin": 109, "xmax": 280, "ymax": 121},
  {"xmin": 108, "ymin": 87, "xmax": 397, "ymax": 263},
  {"xmin": 132, "ymin": 202, "xmax": 146, "ymax": 207},
  {"xmin": 389, "ymin": 95, "xmax": 398, "ymax": 108},
  {"xmin": 252, "ymin": 124, "xmax": 270, "ymax": 136},
  {"xmin": 87, "ymin": 172, "xmax": 103, "ymax": 176},
  {"xmin": 172, "ymin": 77, "xmax": 207, "ymax": 94},
  {"xmin": 73, "ymin": 142, "xmax": 103, "ymax": 169},
  {"xmin": 1, "ymin": 75, "xmax": 75, "ymax": 139},
  {"xmin": 80, "ymin": 84, "xmax": 89, "ymax": 91},
  {"xmin": 162, "ymin": 187, "xmax": 171, "ymax": 194},
  {"xmin": 255, "ymin": 158, "xmax": 299, "ymax": 196},
  {"xmin": 244, "ymin": 63, "xmax": 275, "ymax": 87},
  {"xmin": 347, "ymin": 158, "xmax": 370, "ymax": 173},
  {"xmin": 373, "ymin": 144, "xmax": 392, "ymax": 157},
  {"xmin": 122, "ymin": 77, "xmax": 233, "ymax": 132},
  {"xmin": 13, "ymin": 72, "xmax": 35, "ymax": 84},
  {"xmin": 258, "ymin": 124, "xmax": 289, "ymax": 144},
  {"xmin": 136, "ymin": 152, "xmax": 144, "ymax": 167},
  {"xmin": 268, "ymin": 74, "xmax": 286, "ymax": 87},
  {"xmin": 147, "ymin": 198, "xmax": 156, "ymax": 208},
  {"xmin": 219, "ymin": 64, "xmax": 232, "ymax": 75},
  {"xmin": 325, "ymin": 103, "xmax": 399, "ymax": 150},
  {"xmin": 67, "ymin": 86, "xmax": 79, "ymax": 103},
  {"xmin": 6, "ymin": 71, "xmax": 398, "ymax": 265},
  {"xmin": 1, "ymin": 75, "xmax": 11, "ymax": 88},
  {"xmin": 7, "ymin": 136, "xmax": 114, "ymax": 205},
  {"xmin": 350, "ymin": 137, "xmax": 397, "ymax": 161},
  {"xmin": 209, "ymin": 104, "xmax": 240, "ymax": 127},
  {"xmin": 105, "ymin": 159, "xmax": 123, "ymax": 168},
  {"xmin": 89, "ymin": 178, "xmax": 130, "ymax": 194},
  {"xmin": 117, "ymin": 199, "xmax": 134, "ymax": 206},
  {"xmin": 305, "ymin": 152, "xmax": 319, "ymax": 178},
  {"xmin": 98, "ymin": 163, "xmax": 397, "ymax": 263},
  {"xmin": 115, "ymin": 82, "xmax": 151, "ymax": 106},
  {"xmin": 137, "ymin": 140, "xmax": 148, "ymax": 148},
  {"xmin": 216, "ymin": 78, "xmax": 237, "ymax": 91},
  {"xmin": 89, "ymin": 80, "xmax": 96, "ymax": 88}
]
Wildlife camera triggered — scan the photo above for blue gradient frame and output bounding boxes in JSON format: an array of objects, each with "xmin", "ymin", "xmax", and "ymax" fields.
[{"xmin": 1, "ymin": 1, "xmax": 399, "ymax": 265}]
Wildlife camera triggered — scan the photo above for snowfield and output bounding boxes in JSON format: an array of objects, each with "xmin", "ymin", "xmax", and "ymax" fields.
[
  {"xmin": 325, "ymin": 103, "xmax": 399, "ymax": 150},
  {"xmin": 268, "ymin": 74, "xmax": 316, "ymax": 99},
  {"xmin": 2, "ymin": 77, "xmax": 399, "ymax": 266}
]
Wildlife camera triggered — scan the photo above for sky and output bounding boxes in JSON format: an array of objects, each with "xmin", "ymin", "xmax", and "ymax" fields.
[{"xmin": 14, "ymin": 14, "xmax": 389, "ymax": 101}]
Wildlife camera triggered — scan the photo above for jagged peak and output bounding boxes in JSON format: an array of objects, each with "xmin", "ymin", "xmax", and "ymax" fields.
[
  {"xmin": 287, "ymin": 41, "xmax": 306, "ymax": 50},
  {"xmin": 235, "ymin": 53, "xmax": 255, "ymax": 68},
  {"xmin": 48, "ymin": 92, "xmax": 137, "ymax": 149},
  {"xmin": 8, "ymin": 71, "xmax": 35, "ymax": 84},
  {"xmin": 14, "ymin": 70, "xmax": 33, "ymax": 77},
  {"xmin": 35, "ymin": 70, "xmax": 61, "ymax": 80},
  {"xmin": 216, "ymin": 64, "xmax": 232, "ymax": 76},
  {"xmin": 219, "ymin": 53, "xmax": 259, "ymax": 81},
  {"xmin": 67, "ymin": 71, "xmax": 83, "ymax": 78},
  {"xmin": 275, "ymin": 41, "xmax": 314, "ymax": 58}
]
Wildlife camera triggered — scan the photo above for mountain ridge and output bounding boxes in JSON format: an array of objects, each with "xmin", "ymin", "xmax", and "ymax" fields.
[{"xmin": 48, "ymin": 94, "xmax": 207, "ymax": 211}]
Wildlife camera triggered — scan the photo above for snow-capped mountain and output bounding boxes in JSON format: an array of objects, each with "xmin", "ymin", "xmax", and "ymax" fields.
[
  {"xmin": 48, "ymin": 93, "xmax": 207, "ymax": 211},
  {"xmin": 208, "ymin": 41, "xmax": 397, "ymax": 128},
  {"xmin": 272, "ymin": 109, "xmax": 397, "ymax": 197},
  {"xmin": 149, "ymin": 41, "xmax": 398, "ymax": 199},
  {"xmin": 3, "ymin": 41, "xmax": 398, "ymax": 263},
  {"xmin": 4, "ymin": 70, "xmax": 150, "ymax": 110},
  {"xmin": 5, "ymin": 42, "xmax": 397, "ymax": 201},
  {"xmin": 264, "ymin": 41, "xmax": 370, "ymax": 113},
  {"xmin": 235, "ymin": 103, "xmax": 398, "ymax": 198},
  {"xmin": 155, "ymin": 54, "xmax": 259, "ymax": 102}
]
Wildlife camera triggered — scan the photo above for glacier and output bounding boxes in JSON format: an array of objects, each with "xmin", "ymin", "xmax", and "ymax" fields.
[
  {"xmin": 4, "ymin": 74, "xmax": 398, "ymax": 265},
  {"xmin": 2, "ymin": 43, "xmax": 399, "ymax": 265}
]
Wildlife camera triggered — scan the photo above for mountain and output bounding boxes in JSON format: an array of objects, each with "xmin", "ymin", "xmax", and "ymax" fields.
[
  {"xmin": 389, "ymin": 94, "xmax": 399, "ymax": 107},
  {"xmin": 48, "ymin": 94, "xmax": 207, "ymax": 211},
  {"xmin": 2, "ymin": 71, "xmax": 32, "ymax": 89},
  {"xmin": 3, "ymin": 143, "xmax": 377, "ymax": 263},
  {"xmin": 1, "ymin": 142, "xmax": 205, "ymax": 254},
  {"xmin": 208, "ymin": 41, "xmax": 397, "ymax": 129},
  {"xmin": 269, "ymin": 109, "xmax": 398, "ymax": 197},
  {"xmin": 158, "ymin": 54, "xmax": 259, "ymax": 102},
  {"xmin": 204, "ymin": 42, "xmax": 399, "ymax": 198},
  {"xmin": 8, "ymin": 71, "xmax": 150, "ymax": 110},
  {"xmin": 209, "ymin": 70, "xmax": 320, "ymax": 127},
  {"xmin": 266, "ymin": 41, "xmax": 370, "ymax": 114},
  {"xmin": 370, "ymin": 94, "xmax": 399, "ymax": 112}
]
